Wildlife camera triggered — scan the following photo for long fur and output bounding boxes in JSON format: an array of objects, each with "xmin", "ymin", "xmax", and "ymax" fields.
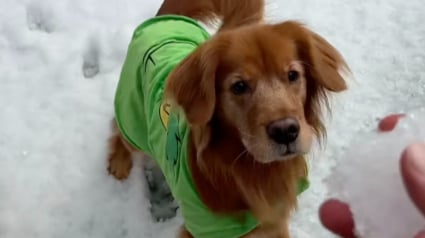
[
  {"xmin": 164, "ymin": 2, "xmax": 348, "ymax": 236},
  {"xmin": 108, "ymin": 0, "xmax": 349, "ymax": 237},
  {"xmin": 156, "ymin": 0, "xmax": 264, "ymax": 30}
]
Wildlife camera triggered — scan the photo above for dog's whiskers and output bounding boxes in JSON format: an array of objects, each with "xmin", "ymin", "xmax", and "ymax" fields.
[
  {"xmin": 239, "ymin": 130, "xmax": 255, "ymax": 139},
  {"xmin": 231, "ymin": 149, "xmax": 249, "ymax": 169},
  {"xmin": 238, "ymin": 140, "xmax": 265, "ymax": 168}
]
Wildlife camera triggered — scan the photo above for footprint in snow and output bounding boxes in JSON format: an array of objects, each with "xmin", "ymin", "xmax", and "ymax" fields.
[
  {"xmin": 82, "ymin": 37, "xmax": 101, "ymax": 79},
  {"xmin": 26, "ymin": 2, "xmax": 55, "ymax": 33}
]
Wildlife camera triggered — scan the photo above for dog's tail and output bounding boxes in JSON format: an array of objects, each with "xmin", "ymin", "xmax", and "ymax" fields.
[{"xmin": 157, "ymin": 0, "xmax": 264, "ymax": 30}]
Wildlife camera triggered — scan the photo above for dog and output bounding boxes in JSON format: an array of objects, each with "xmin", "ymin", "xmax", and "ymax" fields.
[{"xmin": 107, "ymin": 0, "xmax": 349, "ymax": 237}]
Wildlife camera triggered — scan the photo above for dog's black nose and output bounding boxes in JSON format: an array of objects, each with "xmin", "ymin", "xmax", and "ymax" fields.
[{"xmin": 266, "ymin": 118, "xmax": 300, "ymax": 144}]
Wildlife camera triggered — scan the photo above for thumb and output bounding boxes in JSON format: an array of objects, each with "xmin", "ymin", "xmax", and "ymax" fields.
[
  {"xmin": 414, "ymin": 230, "xmax": 425, "ymax": 238},
  {"xmin": 400, "ymin": 143, "xmax": 425, "ymax": 217}
]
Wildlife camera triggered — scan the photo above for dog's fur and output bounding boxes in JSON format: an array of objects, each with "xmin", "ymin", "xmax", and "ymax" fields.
[{"xmin": 107, "ymin": 0, "xmax": 348, "ymax": 237}]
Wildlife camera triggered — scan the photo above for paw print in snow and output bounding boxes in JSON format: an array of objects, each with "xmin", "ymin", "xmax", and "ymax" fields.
[
  {"xmin": 82, "ymin": 37, "xmax": 101, "ymax": 79},
  {"xmin": 26, "ymin": 2, "xmax": 55, "ymax": 33}
]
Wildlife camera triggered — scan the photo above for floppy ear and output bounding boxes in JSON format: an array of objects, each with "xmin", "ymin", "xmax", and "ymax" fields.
[
  {"xmin": 274, "ymin": 21, "xmax": 349, "ymax": 92},
  {"xmin": 308, "ymin": 31, "xmax": 349, "ymax": 92},
  {"xmin": 273, "ymin": 21, "xmax": 350, "ymax": 140},
  {"xmin": 165, "ymin": 42, "xmax": 220, "ymax": 126}
]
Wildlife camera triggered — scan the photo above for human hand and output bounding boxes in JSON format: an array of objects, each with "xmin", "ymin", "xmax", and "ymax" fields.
[{"xmin": 319, "ymin": 114, "xmax": 425, "ymax": 238}]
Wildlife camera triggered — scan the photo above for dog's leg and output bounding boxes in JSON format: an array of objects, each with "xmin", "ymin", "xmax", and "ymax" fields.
[
  {"xmin": 107, "ymin": 119, "xmax": 134, "ymax": 180},
  {"xmin": 144, "ymin": 156, "xmax": 179, "ymax": 221},
  {"xmin": 178, "ymin": 225, "xmax": 193, "ymax": 238},
  {"xmin": 277, "ymin": 224, "xmax": 290, "ymax": 238},
  {"xmin": 107, "ymin": 119, "xmax": 178, "ymax": 220}
]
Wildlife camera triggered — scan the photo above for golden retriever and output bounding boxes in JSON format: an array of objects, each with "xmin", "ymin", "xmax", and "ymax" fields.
[{"xmin": 107, "ymin": 0, "xmax": 349, "ymax": 237}]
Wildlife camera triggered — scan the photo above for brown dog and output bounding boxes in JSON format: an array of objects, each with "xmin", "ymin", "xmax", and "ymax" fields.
[{"xmin": 108, "ymin": 0, "xmax": 349, "ymax": 237}]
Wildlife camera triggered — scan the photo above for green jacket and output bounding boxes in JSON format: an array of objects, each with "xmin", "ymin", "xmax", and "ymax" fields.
[{"xmin": 114, "ymin": 15, "xmax": 309, "ymax": 238}]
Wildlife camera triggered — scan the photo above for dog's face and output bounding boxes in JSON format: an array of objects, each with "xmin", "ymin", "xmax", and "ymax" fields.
[
  {"xmin": 166, "ymin": 21, "xmax": 348, "ymax": 163},
  {"xmin": 216, "ymin": 36, "xmax": 311, "ymax": 163}
]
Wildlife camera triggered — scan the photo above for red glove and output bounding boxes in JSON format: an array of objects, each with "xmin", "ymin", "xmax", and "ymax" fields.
[{"xmin": 319, "ymin": 114, "xmax": 425, "ymax": 238}]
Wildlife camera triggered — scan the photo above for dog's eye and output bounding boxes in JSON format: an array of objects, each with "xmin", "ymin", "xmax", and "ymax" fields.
[
  {"xmin": 288, "ymin": 70, "xmax": 299, "ymax": 82},
  {"xmin": 231, "ymin": 81, "xmax": 249, "ymax": 95}
]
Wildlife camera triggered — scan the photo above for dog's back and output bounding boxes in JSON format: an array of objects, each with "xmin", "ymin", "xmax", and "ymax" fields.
[{"xmin": 156, "ymin": 0, "xmax": 264, "ymax": 31}]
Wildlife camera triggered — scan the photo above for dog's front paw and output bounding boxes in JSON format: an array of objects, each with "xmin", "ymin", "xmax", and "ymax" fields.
[
  {"xmin": 145, "ymin": 165, "xmax": 179, "ymax": 221},
  {"xmin": 108, "ymin": 155, "xmax": 132, "ymax": 180},
  {"xmin": 150, "ymin": 198, "xmax": 179, "ymax": 222}
]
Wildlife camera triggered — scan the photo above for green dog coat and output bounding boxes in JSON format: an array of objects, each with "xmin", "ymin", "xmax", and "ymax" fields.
[{"xmin": 114, "ymin": 15, "xmax": 309, "ymax": 238}]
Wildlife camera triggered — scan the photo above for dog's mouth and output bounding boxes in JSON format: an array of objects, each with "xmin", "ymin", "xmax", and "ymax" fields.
[
  {"xmin": 276, "ymin": 142, "xmax": 301, "ymax": 159},
  {"xmin": 241, "ymin": 135, "xmax": 303, "ymax": 163},
  {"xmin": 242, "ymin": 144, "xmax": 300, "ymax": 164}
]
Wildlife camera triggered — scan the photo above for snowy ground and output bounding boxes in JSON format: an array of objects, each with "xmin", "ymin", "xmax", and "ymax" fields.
[{"xmin": 1, "ymin": 0, "xmax": 424, "ymax": 237}]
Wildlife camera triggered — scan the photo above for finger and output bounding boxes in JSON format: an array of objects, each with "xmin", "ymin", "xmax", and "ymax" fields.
[
  {"xmin": 400, "ymin": 143, "xmax": 425, "ymax": 217},
  {"xmin": 319, "ymin": 199, "xmax": 356, "ymax": 238},
  {"xmin": 414, "ymin": 230, "xmax": 425, "ymax": 238},
  {"xmin": 378, "ymin": 113, "xmax": 405, "ymax": 132}
]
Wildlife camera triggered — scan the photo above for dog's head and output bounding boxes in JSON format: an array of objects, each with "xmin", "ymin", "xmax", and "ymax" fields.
[{"xmin": 166, "ymin": 21, "xmax": 348, "ymax": 164}]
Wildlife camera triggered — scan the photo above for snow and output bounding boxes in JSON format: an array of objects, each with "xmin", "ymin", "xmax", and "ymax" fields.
[
  {"xmin": 325, "ymin": 108, "xmax": 425, "ymax": 237},
  {"xmin": 0, "ymin": 0, "xmax": 424, "ymax": 237}
]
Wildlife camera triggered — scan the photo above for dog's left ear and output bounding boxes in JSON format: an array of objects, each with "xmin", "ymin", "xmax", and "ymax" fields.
[
  {"xmin": 273, "ymin": 21, "xmax": 349, "ymax": 92},
  {"xmin": 165, "ymin": 41, "xmax": 221, "ymax": 126},
  {"xmin": 273, "ymin": 21, "xmax": 350, "ymax": 139}
]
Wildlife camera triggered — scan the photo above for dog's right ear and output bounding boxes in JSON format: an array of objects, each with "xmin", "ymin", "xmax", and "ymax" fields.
[
  {"xmin": 165, "ymin": 41, "xmax": 221, "ymax": 126},
  {"xmin": 272, "ymin": 21, "xmax": 349, "ymax": 93}
]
